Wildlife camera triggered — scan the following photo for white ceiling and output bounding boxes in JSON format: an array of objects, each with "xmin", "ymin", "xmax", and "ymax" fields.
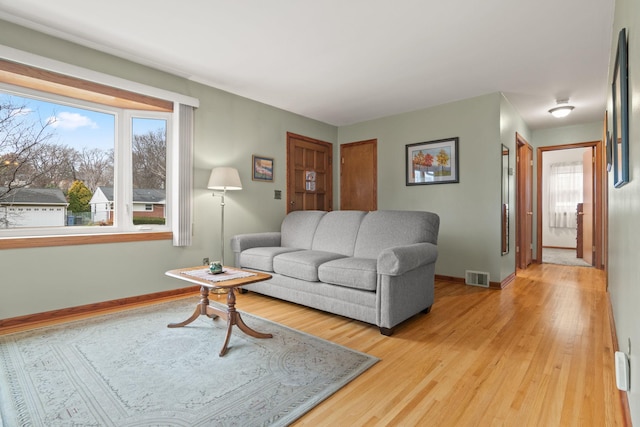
[{"xmin": 0, "ymin": 0, "xmax": 615, "ymax": 129}]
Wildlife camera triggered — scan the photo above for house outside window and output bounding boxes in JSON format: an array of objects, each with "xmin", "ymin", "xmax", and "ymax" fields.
[{"xmin": 0, "ymin": 187, "xmax": 68, "ymax": 228}]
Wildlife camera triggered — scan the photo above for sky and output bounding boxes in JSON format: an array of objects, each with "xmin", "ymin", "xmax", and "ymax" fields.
[{"xmin": 2, "ymin": 92, "xmax": 164, "ymax": 153}]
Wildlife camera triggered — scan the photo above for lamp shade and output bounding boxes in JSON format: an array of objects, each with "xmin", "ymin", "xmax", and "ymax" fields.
[{"xmin": 207, "ymin": 167, "xmax": 242, "ymax": 190}]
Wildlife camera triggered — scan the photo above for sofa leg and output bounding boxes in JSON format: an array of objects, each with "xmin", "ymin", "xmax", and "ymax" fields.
[
  {"xmin": 421, "ymin": 305, "xmax": 432, "ymax": 314},
  {"xmin": 238, "ymin": 288, "xmax": 248, "ymax": 294},
  {"xmin": 379, "ymin": 327, "xmax": 394, "ymax": 336}
]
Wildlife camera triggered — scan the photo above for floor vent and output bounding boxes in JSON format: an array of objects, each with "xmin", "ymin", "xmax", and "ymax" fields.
[{"xmin": 465, "ymin": 270, "xmax": 490, "ymax": 288}]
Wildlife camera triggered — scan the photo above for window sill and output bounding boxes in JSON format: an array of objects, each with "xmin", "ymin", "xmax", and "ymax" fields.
[{"xmin": 0, "ymin": 231, "xmax": 173, "ymax": 249}]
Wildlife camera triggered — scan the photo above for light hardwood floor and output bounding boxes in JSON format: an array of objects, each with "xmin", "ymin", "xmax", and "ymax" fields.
[
  {"xmin": 1, "ymin": 263, "xmax": 629, "ymax": 426},
  {"xmin": 238, "ymin": 263, "xmax": 628, "ymax": 426}
]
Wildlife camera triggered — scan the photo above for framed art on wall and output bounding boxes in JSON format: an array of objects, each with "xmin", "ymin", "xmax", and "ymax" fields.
[
  {"xmin": 406, "ymin": 137, "xmax": 459, "ymax": 185},
  {"xmin": 604, "ymin": 111, "xmax": 612, "ymax": 172},
  {"xmin": 612, "ymin": 27, "xmax": 629, "ymax": 188},
  {"xmin": 252, "ymin": 155, "xmax": 274, "ymax": 182}
]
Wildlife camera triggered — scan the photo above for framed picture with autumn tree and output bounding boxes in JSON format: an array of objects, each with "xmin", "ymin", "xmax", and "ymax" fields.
[{"xmin": 406, "ymin": 137, "xmax": 459, "ymax": 185}]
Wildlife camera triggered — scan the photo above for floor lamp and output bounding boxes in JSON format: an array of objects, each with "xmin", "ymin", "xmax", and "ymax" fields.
[{"xmin": 207, "ymin": 167, "xmax": 242, "ymax": 271}]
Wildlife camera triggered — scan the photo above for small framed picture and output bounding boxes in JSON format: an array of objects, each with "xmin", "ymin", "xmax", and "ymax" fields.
[
  {"xmin": 252, "ymin": 155, "xmax": 274, "ymax": 182},
  {"xmin": 406, "ymin": 137, "xmax": 459, "ymax": 185}
]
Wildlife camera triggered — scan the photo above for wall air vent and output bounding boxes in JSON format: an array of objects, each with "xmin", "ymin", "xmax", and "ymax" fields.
[{"xmin": 465, "ymin": 270, "xmax": 490, "ymax": 288}]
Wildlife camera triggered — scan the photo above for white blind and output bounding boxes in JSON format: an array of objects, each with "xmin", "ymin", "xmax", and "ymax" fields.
[
  {"xmin": 548, "ymin": 161, "xmax": 583, "ymax": 228},
  {"xmin": 172, "ymin": 104, "xmax": 194, "ymax": 246}
]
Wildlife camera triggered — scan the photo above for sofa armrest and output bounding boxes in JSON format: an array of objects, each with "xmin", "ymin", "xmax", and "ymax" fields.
[
  {"xmin": 230, "ymin": 232, "xmax": 282, "ymax": 253},
  {"xmin": 377, "ymin": 242, "xmax": 438, "ymax": 276}
]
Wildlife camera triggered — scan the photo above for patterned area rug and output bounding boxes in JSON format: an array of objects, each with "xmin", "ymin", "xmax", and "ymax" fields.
[{"xmin": 0, "ymin": 299, "xmax": 378, "ymax": 426}]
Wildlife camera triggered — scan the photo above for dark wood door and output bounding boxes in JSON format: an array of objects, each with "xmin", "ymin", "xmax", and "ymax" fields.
[
  {"xmin": 340, "ymin": 139, "xmax": 377, "ymax": 211},
  {"xmin": 286, "ymin": 132, "xmax": 333, "ymax": 213}
]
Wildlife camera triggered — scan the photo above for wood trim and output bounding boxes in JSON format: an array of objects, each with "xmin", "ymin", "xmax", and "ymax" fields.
[
  {"xmin": 498, "ymin": 272, "xmax": 516, "ymax": 289},
  {"xmin": 594, "ymin": 141, "xmax": 604, "ymax": 270},
  {"xmin": 434, "ymin": 274, "xmax": 510, "ymax": 290},
  {"xmin": 0, "ymin": 285, "xmax": 199, "ymax": 333},
  {"xmin": 602, "ymin": 111, "xmax": 609, "ymax": 284},
  {"xmin": 0, "ymin": 231, "xmax": 172, "ymax": 249},
  {"xmin": 536, "ymin": 141, "xmax": 603, "ymax": 269},
  {"xmin": 0, "ymin": 59, "xmax": 173, "ymax": 112},
  {"xmin": 435, "ymin": 274, "xmax": 466, "ymax": 284},
  {"xmin": 537, "ymin": 141, "xmax": 598, "ymax": 151}
]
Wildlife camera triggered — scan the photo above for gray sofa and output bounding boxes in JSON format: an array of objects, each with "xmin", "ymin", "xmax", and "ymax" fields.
[{"xmin": 230, "ymin": 210, "xmax": 440, "ymax": 335}]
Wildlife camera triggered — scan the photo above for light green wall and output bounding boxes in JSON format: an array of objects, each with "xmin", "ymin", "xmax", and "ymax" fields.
[
  {"xmin": 499, "ymin": 95, "xmax": 530, "ymax": 280},
  {"xmin": 607, "ymin": 0, "xmax": 640, "ymax": 422},
  {"xmin": 532, "ymin": 121, "xmax": 603, "ymax": 147},
  {"xmin": 338, "ymin": 93, "xmax": 515, "ymax": 282},
  {"xmin": 0, "ymin": 20, "xmax": 337, "ymax": 319}
]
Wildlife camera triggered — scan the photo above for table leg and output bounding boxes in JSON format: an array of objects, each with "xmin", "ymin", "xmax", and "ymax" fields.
[
  {"xmin": 167, "ymin": 286, "xmax": 218, "ymax": 328},
  {"xmin": 218, "ymin": 288, "xmax": 272, "ymax": 357}
]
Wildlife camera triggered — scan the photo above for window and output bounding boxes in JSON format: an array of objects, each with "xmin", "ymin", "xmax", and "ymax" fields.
[
  {"xmin": 0, "ymin": 52, "xmax": 198, "ymax": 247},
  {"xmin": 132, "ymin": 117, "xmax": 167, "ymax": 225},
  {"xmin": 548, "ymin": 161, "xmax": 583, "ymax": 228},
  {"xmin": 0, "ymin": 88, "xmax": 170, "ymax": 233}
]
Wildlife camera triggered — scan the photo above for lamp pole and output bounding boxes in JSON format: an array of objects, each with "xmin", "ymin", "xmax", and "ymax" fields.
[
  {"xmin": 207, "ymin": 166, "xmax": 242, "ymax": 268},
  {"xmin": 218, "ymin": 187, "xmax": 227, "ymax": 265}
]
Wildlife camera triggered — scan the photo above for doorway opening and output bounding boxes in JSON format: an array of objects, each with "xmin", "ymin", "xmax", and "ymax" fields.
[{"xmin": 536, "ymin": 141, "xmax": 603, "ymax": 269}]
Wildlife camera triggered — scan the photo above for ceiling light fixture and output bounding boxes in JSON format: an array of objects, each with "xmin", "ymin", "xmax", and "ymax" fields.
[{"xmin": 548, "ymin": 99, "xmax": 575, "ymax": 118}]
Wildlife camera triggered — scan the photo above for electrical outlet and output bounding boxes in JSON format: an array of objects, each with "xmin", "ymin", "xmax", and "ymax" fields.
[
  {"xmin": 615, "ymin": 351, "xmax": 630, "ymax": 391},
  {"xmin": 203, "ymin": 257, "xmax": 209, "ymax": 265}
]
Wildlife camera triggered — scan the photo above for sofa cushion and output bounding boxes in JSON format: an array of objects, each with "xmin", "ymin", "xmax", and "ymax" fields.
[
  {"xmin": 318, "ymin": 257, "xmax": 378, "ymax": 291},
  {"xmin": 311, "ymin": 210, "xmax": 367, "ymax": 256},
  {"xmin": 354, "ymin": 210, "xmax": 440, "ymax": 259},
  {"xmin": 273, "ymin": 250, "xmax": 346, "ymax": 282},
  {"xmin": 281, "ymin": 210, "xmax": 327, "ymax": 249},
  {"xmin": 239, "ymin": 247, "xmax": 302, "ymax": 272}
]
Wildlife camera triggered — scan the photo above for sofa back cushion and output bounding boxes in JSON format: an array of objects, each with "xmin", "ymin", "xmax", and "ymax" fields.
[
  {"xmin": 353, "ymin": 210, "xmax": 440, "ymax": 259},
  {"xmin": 311, "ymin": 210, "xmax": 368, "ymax": 256},
  {"xmin": 281, "ymin": 210, "xmax": 327, "ymax": 249}
]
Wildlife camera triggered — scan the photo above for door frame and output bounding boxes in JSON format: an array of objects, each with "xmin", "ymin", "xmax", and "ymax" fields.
[{"xmin": 536, "ymin": 140, "xmax": 604, "ymax": 269}]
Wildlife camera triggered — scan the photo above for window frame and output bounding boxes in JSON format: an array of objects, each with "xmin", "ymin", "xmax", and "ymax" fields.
[
  {"xmin": 0, "ymin": 84, "xmax": 173, "ymax": 237},
  {"xmin": 0, "ymin": 47, "xmax": 198, "ymax": 248}
]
